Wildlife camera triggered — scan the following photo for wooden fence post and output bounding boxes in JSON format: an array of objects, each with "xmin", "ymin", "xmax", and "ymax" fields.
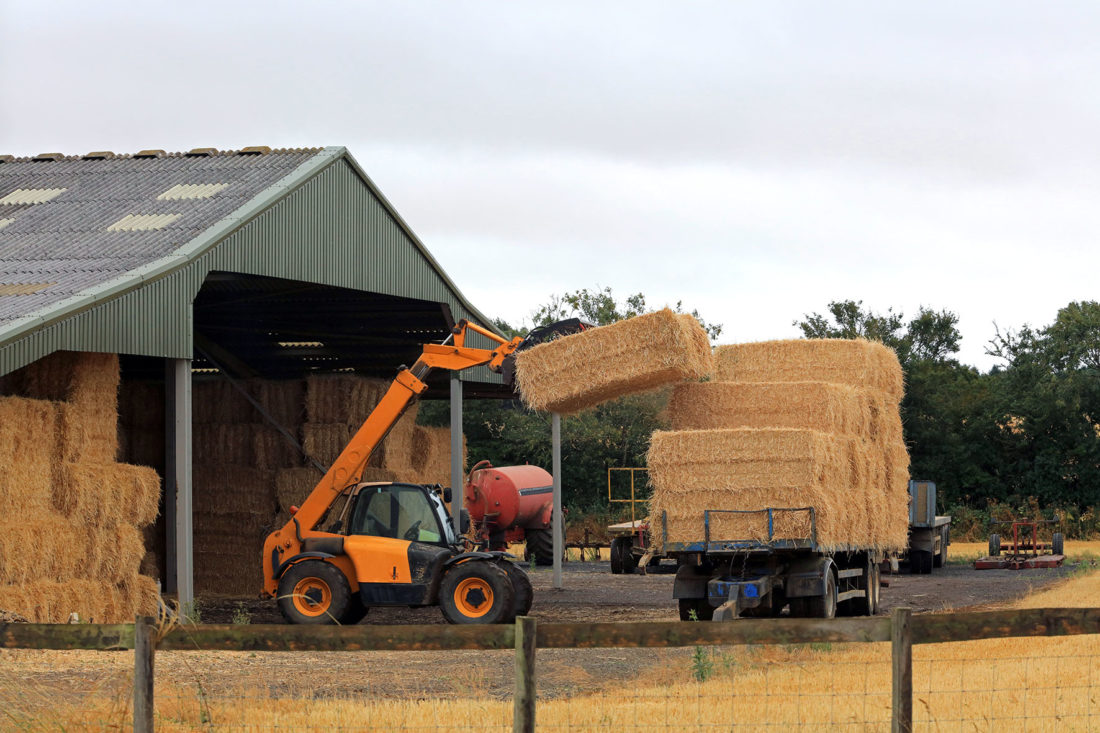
[
  {"xmin": 514, "ymin": 616, "xmax": 536, "ymax": 733},
  {"xmin": 133, "ymin": 615, "xmax": 155, "ymax": 733},
  {"xmin": 891, "ymin": 607, "xmax": 912, "ymax": 733}
]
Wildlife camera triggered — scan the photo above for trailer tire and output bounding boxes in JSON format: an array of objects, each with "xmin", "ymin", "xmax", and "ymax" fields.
[
  {"xmin": 792, "ymin": 570, "xmax": 837, "ymax": 619},
  {"xmin": 678, "ymin": 598, "xmax": 714, "ymax": 621},
  {"xmin": 933, "ymin": 527, "xmax": 948, "ymax": 568},
  {"xmin": 910, "ymin": 550, "xmax": 933, "ymax": 575},
  {"xmin": 610, "ymin": 537, "xmax": 631, "ymax": 574},
  {"xmin": 1052, "ymin": 532, "xmax": 1064, "ymax": 556},
  {"xmin": 440, "ymin": 560, "xmax": 515, "ymax": 624},
  {"xmin": 524, "ymin": 528, "xmax": 556, "ymax": 567},
  {"xmin": 989, "ymin": 533, "xmax": 1000, "ymax": 557},
  {"xmin": 277, "ymin": 560, "xmax": 353, "ymax": 625}
]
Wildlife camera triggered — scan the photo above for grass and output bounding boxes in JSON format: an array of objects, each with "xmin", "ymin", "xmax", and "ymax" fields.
[{"xmin": 2, "ymin": 555, "xmax": 1099, "ymax": 730}]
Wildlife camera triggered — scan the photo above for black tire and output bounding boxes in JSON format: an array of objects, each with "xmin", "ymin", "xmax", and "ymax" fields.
[
  {"xmin": 276, "ymin": 560, "xmax": 353, "ymax": 625},
  {"xmin": 933, "ymin": 528, "xmax": 947, "ymax": 568},
  {"xmin": 1052, "ymin": 532, "xmax": 1064, "ymax": 556},
  {"xmin": 989, "ymin": 533, "xmax": 1000, "ymax": 557},
  {"xmin": 678, "ymin": 597, "xmax": 714, "ymax": 621},
  {"xmin": 340, "ymin": 596, "xmax": 369, "ymax": 625},
  {"xmin": 439, "ymin": 560, "xmax": 515, "ymax": 624},
  {"xmin": 498, "ymin": 561, "xmax": 533, "ymax": 620},
  {"xmin": 910, "ymin": 550, "xmax": 933, "ymax": 575},
  {"xmin": 610, "ymin": 537, "xmax": 630, "ymax": 574},
  {"xmin": 804, "ymin": 570, "xmax": 838, "ymax": 619},
  {"xmin": 524, "ymin": 528, "xmax": 555, "ymax": 567}
]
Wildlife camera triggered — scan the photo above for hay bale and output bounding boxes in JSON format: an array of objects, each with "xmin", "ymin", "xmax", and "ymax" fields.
[
  {"xmin": 666, "ymin": 381, "xmax": 872, "ymax": 435},
  {"xmin": 251, "ymin": 379, "xmax": 305, "ymax": 427},
  {"xmin": 377, "ymin": 406, "xmax": 421, "ymax": 475},
  {"xmin": 194, "ymin": 424, "xmax": 255, "ymax": 465},
  {"xmin": 54, "ymin": 463, "xmax": 160, "ymax": 527},
  {"xmin": 0, "ymin": 576, "xmax": 152, "ymax": 624},
  {"xmin": 404, "ymin": 426, "xmax": 466, "ymax": 485},
  {"xmin": 274, "ymin": 466, "xmax": 396, "ymax": 515},
  {"xmin": 192, "ymin": 464, "xmax": 276, "ymax": 517},
  {"xmin": 252, "ymin": 426, "xmax": 301, "ymax": 468},
  {"xmin": 19, "ymin": 351, "xmax": 119, "ymax": 409},
  {"xmin": 193, "ymin": 380, "xmax": 255, "ymax": 424},
  {"xmin": 119, "ymin": 380, "xmax": 164, "ymax": 431},
  {"xmin": 514, "ymin": 309, "xmax": 714, "ymax": 414},
  {"xmin": 714, "ymin": 339, "xmax": 904, "ymax": 403},
  {"xmin": 302, "ymin": 423, "xmax": 355, "ymax": 466},
  {"xmin": 0, "ymin": 396, "xmax": 59, "ymax": 515},
  {"xmin": 59, "ymin": 401, "xmax": 119, "ymax": 462},
  {"xmin": 647, "ymin": 428, "xmax": 907, "ymax": 551},
  {"xmin": 305, "ymin": 374, "xmax": 387, "ymax": 425}
]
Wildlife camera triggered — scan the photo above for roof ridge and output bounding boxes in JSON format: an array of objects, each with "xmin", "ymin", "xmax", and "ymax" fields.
[{"xmin": 0, "ymin": 146, "xmax": 326, "ymax": 163}]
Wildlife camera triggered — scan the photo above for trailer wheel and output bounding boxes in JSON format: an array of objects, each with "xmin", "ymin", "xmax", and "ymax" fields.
[
  {"xmin": 678, "ymin": 598, "xmax": 714, "ymax": 621},
  {"xmin": 1052, "ymin": 532, "xmax": 1064, "ymax": 556},
  {"xmin": 440, "ymin": 560, "xmax": 515, "ymax": 624},
  {"xmin": 277, "ymin": 560, "xmax": 353, "ymax": 625},
  {"xmin": 610, "ymin": 537, "xmax": 631, "ymax": 574},
  {"xmin": 497, "ymin": 560, "xmax": 533, "ymax": 620},
  {"xmin": 792, "ymin": 570, "xmax": 837, "ymax": 619},
  {"xmin": 989, "ymin": 533, "xmax": 1000, "ymax": 557},
  {"xmin": 524, "ymin": 528, "xmax": 556, "ymax": 567},
  {"xmin": 933, "ymin": 527, "xmax": 948, "ymax": 568},
  {"xmin": 910, "ymin": 550, "xmax": 933, "ymax": 575}
]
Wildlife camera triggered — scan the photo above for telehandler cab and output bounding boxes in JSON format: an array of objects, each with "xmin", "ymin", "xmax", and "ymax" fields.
[{"xmin": 261, "ymin": 318, "xmax": 591, "ymax": 624}]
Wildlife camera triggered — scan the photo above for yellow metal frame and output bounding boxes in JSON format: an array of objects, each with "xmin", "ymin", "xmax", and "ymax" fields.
[{"xmin": 607, "ymin": 467, "xmax": 649, "ymax": 527}]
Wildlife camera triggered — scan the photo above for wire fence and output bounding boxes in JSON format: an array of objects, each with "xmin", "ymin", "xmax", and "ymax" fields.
[{"xmin": 1, "ymin": 608, "xmax": 1098, "ymax": 731}]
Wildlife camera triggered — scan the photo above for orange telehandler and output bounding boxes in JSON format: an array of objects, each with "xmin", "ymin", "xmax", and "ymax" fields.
[{"xmin": 261, "ymin": 317, "xmax": 591, "ymax": 624}]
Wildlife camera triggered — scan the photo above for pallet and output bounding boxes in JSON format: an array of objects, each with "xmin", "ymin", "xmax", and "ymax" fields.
[{"xmin": 974, "ymin": 554, "xmax": 1065, "ymax": 570}]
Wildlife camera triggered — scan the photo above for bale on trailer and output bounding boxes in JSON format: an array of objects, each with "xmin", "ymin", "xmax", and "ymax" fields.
[
  {"xmin": 647, "ymin": 428, "xmax": 907, "ymax": 551},
  {"xmin": 515, "ymin": 308, "xmax": 714, "ymax": 414},
  {"xmin": 666, "ymin": 381, "xmax": 872, "ymax": 435},
  {"xmin": 714, "ymin": 339, "xmax": 904, "ymax": 404}
]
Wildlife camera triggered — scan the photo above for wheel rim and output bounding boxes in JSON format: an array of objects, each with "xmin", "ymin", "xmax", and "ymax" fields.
[
  {"xmin": 292, "ymin": 577, "xmax": 332, "ymax": 617},
  {"xmin": 454, "ymin": 577, "xmax": 494, "ymax": 618}
]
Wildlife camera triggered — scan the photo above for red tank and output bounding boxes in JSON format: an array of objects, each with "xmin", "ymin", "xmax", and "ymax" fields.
[{"xmin": 464, "ymin": 461, "xmax": 555, "ymax": 562}]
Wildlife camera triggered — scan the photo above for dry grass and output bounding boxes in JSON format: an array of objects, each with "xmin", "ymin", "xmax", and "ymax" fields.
[
  {"xmin": 715, "ymin": 338, "xmax": 904, "ymax": 404},
  {"xmin": 515, "ymin": 309, "xmax": 714, "ymax": 414},
  {"xmin": 648, "ymin": 428, "xmax": 908, "ymax": 551}
]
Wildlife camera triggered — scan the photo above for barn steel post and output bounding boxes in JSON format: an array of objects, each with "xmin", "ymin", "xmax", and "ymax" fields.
[
  {"xmin": 892, "ymin": 606, "xmax": 913, "ymax": 733},
  {"xmin": 450, "ymin": 373, "xmax": 463, "ymax": 531},
  {"xmin": 513, "ymin": 616, "xmax": 536, "ymax": 733},
  {"xmin": 552, "ymin": 413, "xmax": 563, "ymax": 588},
  {"xmin": 133, "ymin": 615, "xmax": 155, "ymax": 733},
  {"xmin": 167, "ymin": 358, "xmax": 194, "ymax": 612}
]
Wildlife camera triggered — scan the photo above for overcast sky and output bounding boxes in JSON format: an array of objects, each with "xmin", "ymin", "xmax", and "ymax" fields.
[{"xmin": 2, "ymin": 2, "xmax": 1098, "ymax": 369}]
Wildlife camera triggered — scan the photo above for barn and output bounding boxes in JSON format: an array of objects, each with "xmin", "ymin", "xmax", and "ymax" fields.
[{"xmin": 0, "ymin": 146, "xmax": 510, "ymax": 620}]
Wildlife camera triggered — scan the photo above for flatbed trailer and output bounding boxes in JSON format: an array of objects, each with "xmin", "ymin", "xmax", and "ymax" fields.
[
  {"xmin": 661, "ymin": 507, "xmax": 880, "ymax": 621},
  {"xmin": 904, "ymin": 480, "xmax": 951, "ymax": 574}
]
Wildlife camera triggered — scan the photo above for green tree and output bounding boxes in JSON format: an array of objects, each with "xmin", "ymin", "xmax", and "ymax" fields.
[{"xmin": 534, "ymin": 286, "xmax": 722, "ymax": 341}]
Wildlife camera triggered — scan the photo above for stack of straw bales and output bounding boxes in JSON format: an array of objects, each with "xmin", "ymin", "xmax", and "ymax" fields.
[
  {"xmin": 515, "ymin": 309, "xmax": 715, "ymax": 414},
  {"xmin": 649, "ymin": 339, "xmax": 910, "ymax": 551},
  {"xmin": 0, "ymin": 352, "xmax": 160, "ymax": 622}
]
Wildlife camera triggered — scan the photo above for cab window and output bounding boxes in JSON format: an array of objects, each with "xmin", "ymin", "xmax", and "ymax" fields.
[{"xmin": 349, "ymin": 486, "xmax": 444, "ymax": 544}]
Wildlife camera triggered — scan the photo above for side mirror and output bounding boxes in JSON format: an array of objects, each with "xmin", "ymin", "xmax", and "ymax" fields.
[
  {"xmin": 442, "ymin": 486, "xmax": 453, "ymax": 503},
  {"xmin": 460, "ymin": 508, "xmax": 471, "ymax": 534}
]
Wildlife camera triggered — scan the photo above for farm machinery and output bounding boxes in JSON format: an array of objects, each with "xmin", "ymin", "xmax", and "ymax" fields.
[
  {"xmin": 975, "ymin": 520, "xmax": 1065, "ymax": 569},
  {"xmin": 261, "ymin": 317, "xmax": 589, "ymax": 624},
  {"xmin": 464, "ymin": 460, "xmax": 556, "ymax": 565}
]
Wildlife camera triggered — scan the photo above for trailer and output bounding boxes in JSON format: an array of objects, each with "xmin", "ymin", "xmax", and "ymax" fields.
[
  {"xmin": 662, "ymin": 507, "xmax": 880, "ymax": 621},
  {"xmin": 906, "ymin": 480, "xmax": 951, "ymax": 574}
]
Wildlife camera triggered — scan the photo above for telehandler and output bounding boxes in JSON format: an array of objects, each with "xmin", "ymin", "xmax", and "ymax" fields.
[{"xmin": 261, "ymin": 318, "xmax": 591, "ymax": 624}]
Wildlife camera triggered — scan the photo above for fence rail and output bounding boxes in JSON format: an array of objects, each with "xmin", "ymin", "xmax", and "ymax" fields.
[{"xmin": 2, "ymin": 607, "xmax": 1099, "ymax": 732}]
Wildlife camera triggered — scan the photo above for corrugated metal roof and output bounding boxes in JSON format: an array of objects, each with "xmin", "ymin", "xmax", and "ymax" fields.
[{"xmin": 0, "ymin": 146, "xmax": 502, "ymax": 383}]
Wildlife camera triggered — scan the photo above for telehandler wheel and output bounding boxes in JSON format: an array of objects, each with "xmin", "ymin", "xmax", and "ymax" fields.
[
  {"xmin": 277, "ymin": 560, "xmax": 353, "ymax": 625},
  {"xmin": 498, "ymin": 561, "xmax": 533, "ymax": 620},
  {"xmin": 340, "ymin": 596, "xmax": 369, "ymax": 625},
  {"xmin": 440, "ymin": 560, "xmax": 515, "ymax": 624}
]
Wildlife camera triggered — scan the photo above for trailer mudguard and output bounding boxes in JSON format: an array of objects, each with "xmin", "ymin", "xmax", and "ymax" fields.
[
  {"xmin": 673, "ymin": 563, "xmax": 712, "ymax": 599},
  {"xmin": 909, "ymin": 527, "xmax": 935, "ymax": 553},
  {"xmin": 785, "ymin": 555, "xmax": 834, "ymax": 598}
]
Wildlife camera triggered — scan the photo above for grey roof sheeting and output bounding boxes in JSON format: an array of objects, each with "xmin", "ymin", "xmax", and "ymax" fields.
[{"xmin": 0, "ymin": 146, "xmax": 504, "ymax": 384}]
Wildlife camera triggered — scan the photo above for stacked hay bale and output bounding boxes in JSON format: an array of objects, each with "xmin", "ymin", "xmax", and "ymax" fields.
[
  {"xmin": 514, "ymin": 308, "xmax": 715, "ymax": 414},
  {"xmin": 649, "ymin": 339, "xmax": 909, "ymax": 552},
  {"xmin": 0, "ymin": 352, "xmax": 160, "ymax": 622}
]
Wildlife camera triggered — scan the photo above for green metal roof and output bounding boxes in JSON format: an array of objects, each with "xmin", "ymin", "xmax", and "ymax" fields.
[{"xmin": 0, "ymin": 146, "xmax": 504, "ymax": 386}]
